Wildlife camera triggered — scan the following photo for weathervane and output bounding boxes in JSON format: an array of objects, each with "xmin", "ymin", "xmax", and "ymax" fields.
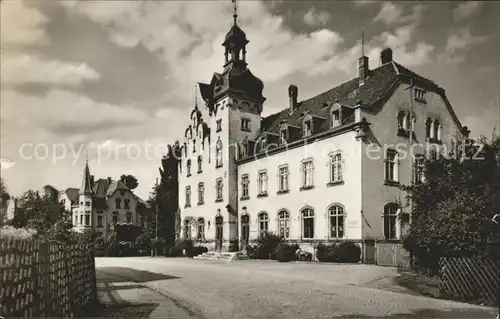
[{"xmin": 232, "ymin": 0, "xmax": 238, "ymax": 25}]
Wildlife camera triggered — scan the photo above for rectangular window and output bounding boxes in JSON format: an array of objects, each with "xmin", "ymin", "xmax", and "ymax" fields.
[
  {"xmin": 85, "ymin": 214, "xmax": 90, "ymax": 226},
  {"xmin": 278, "ymin": 165, "xmax": 289, "ymax": 192},
  {"xmin": 414, "ymin": 156, "xmax": 425, "ymax": 184},
  {"xmin": 216, "ymin": 119, "xmax": 222, "ymax": 132},
  {"xmin": 124, "ymin": 199, "xmax": 130, "ymax": 209},
  {"xmin": 198, "ymin": 183, "xmax": 204, "ymax": 204},
  {"xmin": 216, "ymin": 179, "xmax": 223, "ymax": 201},
  {"xmin": 85, "ymin": 201, "xmax": 91, "ymax": 207},
  {"xmin": 384, "ymin": 150, "xmax": 399, "ymax": 182},
  {"xmin": 187, "ymin": 159, "xmax": 192, "ymax": 176},
  {"xmin": 332, "ymin": 111, "xmax": 341, "ymax": 127},
  {"xmin": 97, "ymin": 215, "xmax": 103, "ymax": 228},
  {"xmin": 258, "ymin": 171, "xmax": 268, "ymax": 195},
  {"xmin": 414, "ymin": 88, "xmax": 426, "ymax": 102},
  {"xmin": 80, "ymin": 215, "xmax": 83, "ymax": 225},
  {"xmin": 185, "ymin": 186, "xmax": 191, "ymax": 207},
  {"xmin": 241, "ymin": 175, "xmax": 249, "ymax": 198},
  {"xmin": 303, "ymin": 218, "xmax": 314, "ymax": 239},
  {"xmin": 329, "ymin": 152, "xmax": 343, "ymax": 183},
  {"xmin": 241, "ymin": 118, "xmax": 251, "ymax": 131},
  {"xmin": 112, "ymin": 213, "xmax": 118, "ymax": 224},
  {"xmin": 303, "ymin": 120, "xmax": 312, "ymax": 136},
  {"xmin": 302, "ymin": 160, "xmax": 314, "ymax": 187},
  {"xmin": 197, "ymin": 156, "xmax": 203, "ymax": 173},
  {"xmin": 280, "ymin": 129, "xmax": 287, "ymax": 142}
]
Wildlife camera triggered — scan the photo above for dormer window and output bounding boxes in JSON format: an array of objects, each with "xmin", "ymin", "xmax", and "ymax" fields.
[
  {"xmin": 332, "ymin": 110, "xmax": 341, "ymax": 127},
  {"xmin": 303, "ymin": 120, "xmax": 312, "ymax": 137},
  {"xmin": 280, "ymin": 128, "xmax": 287, "ymax": 142},
  {"xmin": 260, "ymin": 138, "xmax": 267, "ymax": 151},
  {"xmin": 397, "ymin": 110, "xmax": 407, "ymax": 131},
  {"xmin": 415, "ymin": 88, "xmax": 426, "ymax": 103},
  {"xmin": 241, "ymin": 118, "xmax": 251, "ymax": 132}
]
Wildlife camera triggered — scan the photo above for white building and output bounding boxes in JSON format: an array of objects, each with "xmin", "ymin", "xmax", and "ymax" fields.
[{"xmin": 178, "ymin": 14, "xmax": 469, "ymax": 252}]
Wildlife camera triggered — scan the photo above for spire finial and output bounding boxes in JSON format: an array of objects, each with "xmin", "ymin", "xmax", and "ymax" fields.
[
  {"xmin": 194, "ymin": 82, "xmax": 198, "ymax": 107},
  {"xmin": 85, "ymin": 147, "xmax": 89, "ymax": 164},
  {"xmin": 232, "ymin": 0, "xmax": 238, "ymax": 25},
  {"xmin": 361, "ymin": 30, "xmax": 365, "ymax": 57}
]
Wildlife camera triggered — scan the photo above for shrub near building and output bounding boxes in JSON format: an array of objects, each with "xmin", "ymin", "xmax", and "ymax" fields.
[{"xmin": 316, "ymin": 242, "xmax": 361, "ymax": 263}]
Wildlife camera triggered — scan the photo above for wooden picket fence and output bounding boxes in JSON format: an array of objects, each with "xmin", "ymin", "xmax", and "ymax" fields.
[
  {"xmin": 0, "ymin": 238, "xmax": 97, "ymax": 317},
  {"xmin": 439, "ymin": 257, "xmax": 500, "ymax": 306}
]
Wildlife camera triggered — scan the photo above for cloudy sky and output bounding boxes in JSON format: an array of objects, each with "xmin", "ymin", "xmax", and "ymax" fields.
[{"xmin": 1, "ymin": 0, "xmax": 499, "ymax": 199}]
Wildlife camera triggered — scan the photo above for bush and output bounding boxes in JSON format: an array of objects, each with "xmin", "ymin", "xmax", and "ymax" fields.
[
  {"xmin": 275, "ymin": 243, "xmax": 299, "ymax": 262},
  {"xmin": 296, "ymin": 249, "xmax": 313, "ymax": 261},
  {"xmin": 187, "ymin": 246, "xmax": 208, "ymax": 257},
  {"xmin": 316, "ymin": 241, "xmax": 361, "ymax": 263},
  {"xmin": 248, "ymin": 232, "xmax": 282, "ymax": 259},
  {"xmin": 0, "ymin": 226, "xmax": 37, "ymax": 239},
  {"xmin": 135, "ymin": 234, "xmax": 152, "ymax": 251},
  {"xmin": 169, "ymin": 239, "xmax": 194, "ymax": 257}
]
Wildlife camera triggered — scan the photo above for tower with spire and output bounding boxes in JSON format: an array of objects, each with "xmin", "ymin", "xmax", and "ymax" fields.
[
  {"xmin": 178, "ymin": 0, "xmax": 266, "ymax": 251},
  {"xmin": 77, "ymin": 159, "xmax": 94, "ymax": 230}
]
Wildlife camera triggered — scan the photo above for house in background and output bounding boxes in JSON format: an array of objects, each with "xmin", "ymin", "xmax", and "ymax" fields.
[
  {"xmin": 70, "ymin": 161, "xmax": 146, "ymax": 237},
  {"xmin": 177, "ymin": 8, "xmax": 469, "ymax": 255}
]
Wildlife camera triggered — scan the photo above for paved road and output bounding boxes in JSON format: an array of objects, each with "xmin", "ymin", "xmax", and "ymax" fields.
[{"xmin": 96, "ymin": 257, "xmax": 497, "ymax": 318}]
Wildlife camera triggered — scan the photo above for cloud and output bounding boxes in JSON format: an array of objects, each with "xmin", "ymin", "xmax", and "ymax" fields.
[
  {"xmin": 439, "ymin": 27, "xmax": 487, "ymax": 64},
  {"xmin": 61, "ymin": 1, "xmax": 349, "ymax": 101},
  {"xmin": 303, "ymin": 7, "xmax": 331, "ymax": 26},
  {"xmin": 374, "ymin": 2, "xmax": 425, "ymax": 26},
  {"xmin": 453, "ymin": 2, "xmax": 482, "ymax": 21},
  {"xmin": 1, "ymin": 54, "xmax": 100, "ymax": 87},
  {"xmin": 1, "ymin": 90, "xmax": 150, "ymax": 138},
  {"xmin": 0, "ymin": 0, "xmax": 50, "ymax": 49},
  {"xmin": 352, "ymin": 0, "xmax": 377, "ymax": 7}
]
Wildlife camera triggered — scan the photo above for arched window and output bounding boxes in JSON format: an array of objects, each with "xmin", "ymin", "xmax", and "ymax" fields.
[
  {"xmin": 383, "ymin": 203, "xmax": 399, "ymax": 239},
  {"xmin": 278, "ymin": 210, "xmax": 290, "ymax": 239},
  {"xmin": 301, "ymin": 208, "xmax": 314, "ymax": 239},
  {"xmin": 328, "ymin": 205, "xmax": 345, "ymax": 239},
  {"xmin": 126, "ymin": 212, "xmax": 132, "ymax": 223},
  {"xmin": 112, "ymin": 211, "xmax": 118, "ymax": 224},
  {"xmin": 434, "ymin": 119, "xmax": 441, "ymax": 141},
  {"xmin": 216, "ymin": 140, "xmax": 223, "ymax": 168},
  {"xmin": 258, "ymin": 212, "xmax": 269, "ymax": 235},
  {"xmin": 197, "ymin": 217, "xmax": 205, "ymax": 240}
]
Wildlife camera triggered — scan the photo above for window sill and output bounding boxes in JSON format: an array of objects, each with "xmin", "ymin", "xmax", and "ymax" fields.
[
  {"xmin": 184, "ymin": 204, "xmax": 191, "ymax": 208},
  {"xmin": 216, "ymin": 129, "xmax": 222, "ymax": 133},
  {"xmin": 241, "ymin": 128, "xmax": 251, "ymax": 132},
  {"xmin": 415, "ymin": 97, "xmax": 427, "ymax": 104},
  {"xmin": 187, "ymin": 174, "xmax": 191, "ymax": 177},
  {"xmin": 240, "ymin": 196, "xmax": 250, "ymax": 201},
  {"xmin": 215, "ymin": 199, "xmax": 223, "ymax": 203},
  {"xmin": 327, "ymin": 180, "xmax": 344, "ymax": 187},
  {"xmin": 215, "ymin": 164, "xmax": 223, "ymax": 169},
  {"xmin": 197, "ymin": 170, "xmax": 203, "ymax": 174},
  {"xmin": 426, "ymin": 138, "xmax": 442, "ymax": 145},
  {"xmin": 257, "ymin": 193, "xmax": 268, "ymax": 198},
  {"xmin": 299, "ymin": 185, "xmax": 315, "ymax": 191},
  {"xmin": 197, "ymin": 202, "xmax": 204, "ymax": 206},
  {"xmin": 383, "ymin": 180, "xmax": 400, "ymax": 187},
  {"xmin": 277, "ymin": 190, "xmax": 290, "ymax": 195}
]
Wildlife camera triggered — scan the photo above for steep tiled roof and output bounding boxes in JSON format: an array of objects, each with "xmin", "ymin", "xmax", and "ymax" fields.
[
  {"xmin": 260, "ymin": 62, "xmax": 398, "ymax": 136},
  {"xmin": 106, "ymin": 180, "xmax": 130, "ymax": 197}
]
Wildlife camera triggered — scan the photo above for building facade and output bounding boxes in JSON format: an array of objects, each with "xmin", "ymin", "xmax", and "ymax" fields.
[
  {"xmin": 178, "ymin": 16, "xmax": 469, "ymax": 252},
  {"xmin": 70, "ymin": 161, "xmax": 145, "ymax": 237}
]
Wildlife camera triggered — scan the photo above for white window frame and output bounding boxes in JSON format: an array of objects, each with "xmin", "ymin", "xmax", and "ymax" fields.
[
  {"xmin": 278, "ymin": 210, "xmax": 290, "ymax": 239},
  {"xmin": 216, "ymin": 140, "xmax": 223, "ymax": 168},
  {"xmin": 329, "ymin": 152, "xmax": 343, "ymax": 183},
  {"xmin": 241, "ymin": 174, "xmax": 249, "ymax": 198},
  {"xmin": 258, "ymin": 170, "xmax": 268, "ymax": 195},
  {"xmin": 328, "ymin": 205, "xmax": 345, "ymax": 239},
  {"xmin": 258, "ymin": 212, "xmax": 269, "ymax": 235},
  {"xmin": 414, "ymin": 156, "xmax": 425, "ymax": 184},
  {"xmin": 301, "ymin": 208, "xmax": 315, "ymax": 239},
  {"xmin": 185, "ymin": 186, "xmax": 191, "ymax": 207},
  {"xmin": 303, "ymin": 120, "xmax": 312, "ymax": 136},
  {"xmin": 278, "ymin": 165, "xmax": 289, "ymax": 192},
  {"xmin": 216, "ymin": 179, "xmax": 223, "ymax": 201},
  {"xmin": 383, "ymin": 203, "xmax": 399, "ymax": 239},
  {"xmin": 384, "ymin": 149, "xmax": 399, "ymax": 182},
  {"xmin": 198, "ymin": 183, "xmax": 204, "ymax": 204},
  {"xmin": 301, "ymin": 159, "xmax": 314, "ymax": 187}
]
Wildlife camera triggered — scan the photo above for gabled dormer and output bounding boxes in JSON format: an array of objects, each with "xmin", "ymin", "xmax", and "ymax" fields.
[
  {"xmin": 302, "ymin": 114, "xmax": 327, "ymax": 137},
  {"xmin": 330, "ymin": 103, "xmax": 356, "ymax": 128}
]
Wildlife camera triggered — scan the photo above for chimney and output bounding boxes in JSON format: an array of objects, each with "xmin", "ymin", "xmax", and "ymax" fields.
[
  {"xmin": 107, "ymin": 177, "xmax": 112, "ymax": 184},
  {"xmin": 288, "ymin": 85, "xmax": 298, "ymax": 114},
  {"xmin": 90, "ymin": 175, "xmax": 95, "ymax": 185},
  {"xmin": 381, "ymin": 47, "xmax": 393, "ymax": 64},
  {"xmin": 358, "ymin": 56, "xmax": 369, "ymax": 86}
]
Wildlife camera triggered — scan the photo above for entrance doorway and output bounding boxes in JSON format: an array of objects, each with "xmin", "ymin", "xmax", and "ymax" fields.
[
  {"xmin": 241, "ymin": 214, "xmax": 250, "ymax": 251},
  {"xmin": 215, "ymin": 216, "xmax": 223, "ymax": 251}
]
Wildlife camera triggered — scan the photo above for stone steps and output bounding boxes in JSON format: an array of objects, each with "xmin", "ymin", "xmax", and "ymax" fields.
[{"xmin": 193, "ymin": 251, "xmax": 249, "ymax": 261}]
